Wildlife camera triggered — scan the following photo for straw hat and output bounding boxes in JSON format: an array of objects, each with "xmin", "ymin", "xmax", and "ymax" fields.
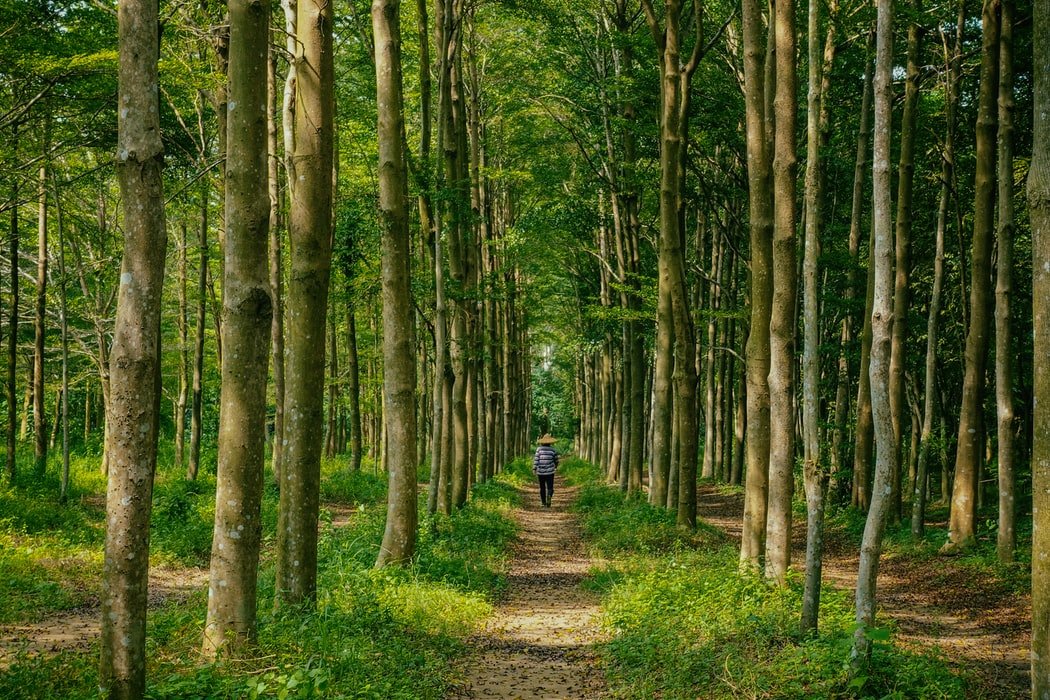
[{"xmin": 537, "ymin": 434, "xmax": 556, "ymax": 445}]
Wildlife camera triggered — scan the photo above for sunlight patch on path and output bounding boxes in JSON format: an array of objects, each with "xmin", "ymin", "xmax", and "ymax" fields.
[{"xmin": 457, "ymin": 476, "xmax": 606, "ymax": 699}]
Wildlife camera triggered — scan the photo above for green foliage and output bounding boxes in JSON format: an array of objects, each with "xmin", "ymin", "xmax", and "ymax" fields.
[
  {"xmin": 569, "ymin": 460, "xmax": 964, "ymax": 700},
  {"xmin": 572, "ymin": 481, "xmax": 723, "ymax": 557}
]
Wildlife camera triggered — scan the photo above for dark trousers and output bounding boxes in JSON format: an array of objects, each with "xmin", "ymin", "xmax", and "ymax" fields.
[{"xmin": 538, "ymin": 473, "xmax": 555, "ymax": 504}]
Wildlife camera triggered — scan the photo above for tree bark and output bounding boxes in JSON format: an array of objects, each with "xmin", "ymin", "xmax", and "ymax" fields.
[
  {"xmin": 276, "ymin": 0, "xmax": 334, "ymax": 607},
  {"xmin": 188, "ymin": 181, "xmax": 208, "ymax": 482},
  {"xmin": 6, "ymin": 157, "xmax": 18, "ymax": 483},
  {"xmin": 852, "ymin": 0, "xmax": 896, "ymax": 665},
  {"xmin": 1030, "ymin": 0, "xmax": 1050, "ymax": 691},
  {"xmin": 947, "ymin": 0, "xmax": 1000, "ymax": 552},
  {"xmin": 995, "ymin": 0, "xmax": 1016, "ymax": 564},
  {"xmin": 99, "ymin": 0, "xmax": 167, "ymax": 693},
  {"xmin": 347, "ymin": 309, "xmax": 362, "ymax": 471},
  {"xmin": 801, "ymin": 0, "xmax": 833, "ymax": 631},
  {"xmin": 829, "ymin": 42, "xmax": 871, "ymax": 498},
  {"xmin": 176, "ymin": 220, "xmax": 188, "ymax": 472},
  {"xmin": 203, "ymin": 0, "xmax": 273, "ymax": 657},
  {"xmin": 33, "ymin": 161, "xmax": 48, "ymax": 477},
  {"xmin": 268, "ymin": 43, "xmax": 286, "ymax": 486},
  {"xmin": 765, "ymin": 0, "xmax": 799, "ymax": 584},
  {"xmin": 53, "ymin": 176, "xmax": 70, "ymax": 502},
  {"xmin": 374, "ymin": 0, "xmax": 418, "ymax": 566},
  {"xmin": 740, "ymin": 0, "xmax": 774, "ymax": 567}
]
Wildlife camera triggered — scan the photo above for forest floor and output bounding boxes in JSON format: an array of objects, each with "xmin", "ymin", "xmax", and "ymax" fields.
[
  {"xmin": 696, "ymin": 484, "xmax": 1031, "ymax": 699},
  {"xmin": 456, "ymin": 476, "xmax": 607, "ymax": 699},
  {"xmin": 0, "ymin": 499, "xmax": 357, "ymax": 668}
]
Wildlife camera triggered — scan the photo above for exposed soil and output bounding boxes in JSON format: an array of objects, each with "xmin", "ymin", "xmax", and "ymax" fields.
[
  {"xmin": 697, "ymin": 485, "xmax": 1031, "ymax": 699},
  {"xmin": 454, "ymin": 476, "xmax": 607, "ymax": 699}
]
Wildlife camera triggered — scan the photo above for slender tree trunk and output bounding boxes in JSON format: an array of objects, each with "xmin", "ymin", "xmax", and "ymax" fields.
[
  {"xmin": 374, "ymin": 0, "xmax": 418, "ymax": 566},
  {"xmin": 33, "ymin": 162, "xmax": 48, "ymax": 477},
  {"xmin": 801, "ymin": 0, "xmax": 832, "ymax": 631},
  {"xmin": 347, "ymin": 309, "xmax": 362, "ymax": 471},
  {"xmin": 853, "ymin": 229, "xmax": 876, "ymax": 510},
  {"xmin": 6, "ymin": 161, "xmax": 18, "ymax": 483},
  {"xmin": 54, "ymin": 177, "xmax": 70, "ymax": 502},
  {"xmin": 325, "ymin": 311, "xmax": 339, "ymax": 458},
  {"xmin": 176, "ymin": 221, "xmax": 188, "ymax": 472},
  {"xmin": 268, "ymin": 44, "xmax": 286, "ymax": 486},
  {"xmin": 995, "ymin": 0, "xmax": 1016, "ymax": 564},
  {"xmin": 1030, "ymin": 0, "xmax": 1050, "ymax": 691},
  {"xmin": 99, "ymin": 0, "xmax": 167, "ymax": 693},
  {"xmin": 203, "ymin": 0, "xmax": 272, "ymax": 656},
  {"xmin": 913, "ymin": 13, "xmax": 961, "ymax": 535},
  {"xmin": 889, "ymin": 10, "xmax": 922, "ymax": 523},
  {"xmin": 765, "ymin": 0, "xmax": 799, "ymax": 583},
  {"xmin": 276, "ymin": 0, "xmax": 334, "ymax": 607},
  {"xmin": 947, "ymin": 0, "xmax": 1000, "ymax": 552},
  {"xmin": 740, "ymin": 0, "xmax": 774, "ymax": 567},
  {"xmin": 188, "ymin": 182, "xmax": 208, "ymax": 482},
  {"xmin": 852, "ymin": 0, "xmax": 897, "ymax": 665}
]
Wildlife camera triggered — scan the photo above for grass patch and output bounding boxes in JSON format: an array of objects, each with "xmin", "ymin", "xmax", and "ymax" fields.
[
  {"xmin": 569, "ymin": 460, "xmax": 965, "ymax": 700},
  {"xmin": 0, "ymin": 451, "xmax": 519, "ymax": 700}
]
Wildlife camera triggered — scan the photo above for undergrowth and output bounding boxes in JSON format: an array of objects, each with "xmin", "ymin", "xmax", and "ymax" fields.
[
  {"xmin": 568, "ymin": 457, "xmax": 965, "ymax": 699},
  {"xmin": 0, "ymin": 447, "xmax": 520, "ymax": 699}
]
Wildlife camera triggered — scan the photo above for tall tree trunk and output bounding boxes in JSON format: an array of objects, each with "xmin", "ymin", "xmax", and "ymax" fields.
[
  {"xmin": 912, "ymin": 43, "xmax": 953, "ymax": 536},
  {"xmin": 829, "ymin": 43, "xmax": 871, "ymax": 498},
  {"xmin": 54, "ymin": 176, "xmax": 70, "ymax": 502},
  {"xmin": 188, "ymin": 182, "xmax": 208, "ymax": 482},
  {"xmin": 6, "ymin": 159, "xmax": 18, "ymax": 483},
  {"xmin": 765, "ymin": 0, "xmax": 799, "ymax": 584},
  {"xmin": 740, "ymin": 0, "xmax": 774, "ymax": 567},
  {"xmin": 889, "ymin": 9, "xmax": 922, "ymax": 523},
  {"xmin": 947, "ymin": 0, "xmax": 1000, "ymax": 552},
  {"xmin": 276, "ymin": 0, "xmax": 334, "ymax": 607},
  {"xmin": 99, "ymin": 0, "xmax": 167, "ymax": 693},
  {"xmin": 33, "ymin": 161, "xmax": 48, "ymax": 477},
  {"xmin": 374, "ymin": 0, "xmax": 418, "ymax": 566},
  {"xmin": 203, "ymin": 0, "xmax": 272, "ymax": 656},
  {"xmin": 268, "ymin": 43, "xmax": 286, "ymax": 486},
  {"xmin": 801, "ymin": 0, "xmax": 834, "ymax": 631},
  {"xmin": 853, "ymin": 229, "xmax": 876, "ymax": 510},
  {"xmin": 325, "ymin": 310, "xmax": 339, "ymax": 458},
  {"xmin": 852, "ymin": 0, "xmax": 897, "ymax": 665},
  {"xmin": 995, "ymin": 0, "xmax": 1016, "ymax": 564},
  {"xmin": 1029, "ymin": 0, "xmax": 1050, "ymax": 690},
  {"xmin": 176, "ymin": 221, "xmax": 188, "ymax": 472},
  {"xmin": 347, "ymin": 308, "xmax": 362, "ymax": 471}
]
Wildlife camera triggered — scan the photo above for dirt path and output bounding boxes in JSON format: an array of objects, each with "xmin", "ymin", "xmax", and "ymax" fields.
[
  {"xmin": 697, "ymin": 485, "xmax": 1030, "ymax": 698},
  {"xmin": 456, "ymin": 476, "xmax": 606, "ymax": 699},
  {"xmin": 0, "ymin": 563, "xmax": 209, "ymax": 666}
]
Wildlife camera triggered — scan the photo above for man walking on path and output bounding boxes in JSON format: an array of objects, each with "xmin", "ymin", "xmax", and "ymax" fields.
[{"xmin": 533, "ymin": 434, "xmax": 559, "ymax": 507}]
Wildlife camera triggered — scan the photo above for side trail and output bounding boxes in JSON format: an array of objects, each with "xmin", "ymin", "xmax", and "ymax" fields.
[{"xmin": 457, "ymin": 476, "xmax": 606, "ymax": 699}]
